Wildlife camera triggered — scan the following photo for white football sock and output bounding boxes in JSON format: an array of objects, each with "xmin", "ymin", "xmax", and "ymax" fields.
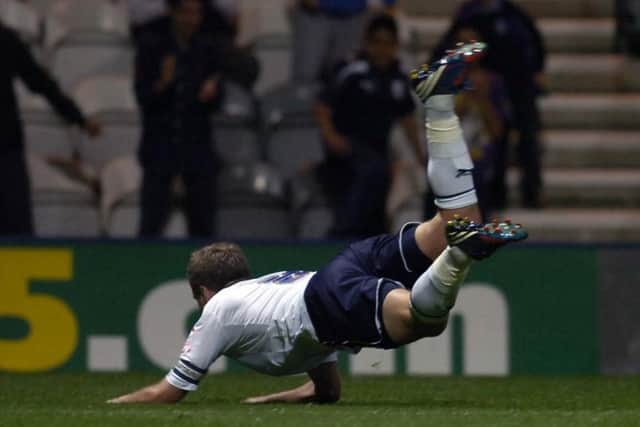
[
  {"xmin": 409, "ymin": 246, "xmax": 471, "ymax": 322},
  {"xmin": 426, "ymin": 95, "xmax": 478, "ymax": 209}
]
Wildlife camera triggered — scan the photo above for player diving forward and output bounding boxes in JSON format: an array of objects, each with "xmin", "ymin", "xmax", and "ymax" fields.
[{"xmin": 108, "ymin": 42, "xmax": 527, "ymax": 404}]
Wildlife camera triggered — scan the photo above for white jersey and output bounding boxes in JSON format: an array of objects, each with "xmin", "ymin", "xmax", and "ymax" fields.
[{"xmin": 166, "ymin": 271, "xmax": 337, "ymax": 391}]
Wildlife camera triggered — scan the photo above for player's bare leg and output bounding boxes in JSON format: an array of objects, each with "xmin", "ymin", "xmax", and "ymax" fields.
[{"xmin": 382, "ymin": 43, "xmax": 527, "ymax": 344}]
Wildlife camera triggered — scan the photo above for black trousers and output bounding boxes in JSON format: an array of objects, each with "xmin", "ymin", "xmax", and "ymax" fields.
[
  {"xmin": 0, "ymin": 149, "xmax": 34, "ymax": 236},
  {"xmin": 322, "ymin": 144, "xmax": 391, "ymax": 240},
  {"xmin": 139, "ymin": 168, "xmax": 215, "ymax": 238},
  {"xmin": 491, "ymin": 81, "xmax": 542, "ymax": 208}
]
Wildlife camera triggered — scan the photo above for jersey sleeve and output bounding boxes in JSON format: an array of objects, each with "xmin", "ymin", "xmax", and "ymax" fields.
[{"xmin": 165, "ymin": 305, "xmax": 229, "ymax": 391}]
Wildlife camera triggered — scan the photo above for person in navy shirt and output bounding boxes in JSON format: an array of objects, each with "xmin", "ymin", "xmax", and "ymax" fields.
[{"xmin": 315, "ymin": 14, "xmax": 424, "ymax": 239}]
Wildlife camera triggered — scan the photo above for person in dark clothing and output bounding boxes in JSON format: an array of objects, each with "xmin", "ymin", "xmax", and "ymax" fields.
[
  {"xmin": 315, "ymin": 14, "xmax": 424, "ymax": 239},
  {"xmin": 135, "ymin": 0, "xmax": 224, "ymax": 238},
  {"xmin": 432, "ymin": 0, "xmax": 546, "ymax": 208},
  {"xmin": 0, "ymin": 23, "xmax": 100, "ymax": 237},
  {"xmin": 131, "ymin": 0, "xmax": 258, "ymax": 89}
]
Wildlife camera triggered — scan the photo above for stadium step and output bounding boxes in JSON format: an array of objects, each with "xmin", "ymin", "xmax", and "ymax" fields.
[
  {"xmin": 506, "ymin": 169, "xmax": 640, "ymax": 208},
  {"xmin": 547, "ymin": 54, "xmax": 634, "ymax": 93},
  {"xmin": 497, "ymin": 208, "xmax": 640, "ymax": 242},
  {"xmin": 399, "ymin": 0, "xmax": 613, "ymax": 18},
  {"xmin": 540, "ymin": 94, "xmax": 640, "ymax": 130},
  {"xmin": 542, "ymin": 130, "xmax": 640, "ymax": 169},
  {"xmin": 402, "ymin": 17, "xmax": 615, "ymax": 57}
]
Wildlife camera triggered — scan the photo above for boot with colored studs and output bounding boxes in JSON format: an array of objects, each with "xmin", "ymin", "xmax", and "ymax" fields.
[{"xmin": 446, "ymin": 215, "xmax": 528, "ymax": 260}]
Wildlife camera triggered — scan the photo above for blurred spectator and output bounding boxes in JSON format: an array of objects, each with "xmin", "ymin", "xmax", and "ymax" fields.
[
  {"xmin": 616, "ymin": 0, "xmax": 640, "ymax": 55},
  {"xmin": 129, "ymin": 0, "xmax": 258, "ymax": 89},
  {"xmin": 315, "ymin": 14, "xmax": 423, "ymax": 239},
  {"xmin": 134, "ymin": 0, "xmax": 224, "ymax": 238},
  {"xmin": 433, "ymin": 0, "xmax": 546, "ymax": 209},
  {"xmin": 0, "ymin": 22, "xmax": 100, "ymax": 236},
  {"xmin": 291, "ymin": 0, "xmax": 397, "ymax": 84},
  {"xmin": 128, "ymin": 0, "xmax": 167, "ymax": 37}
]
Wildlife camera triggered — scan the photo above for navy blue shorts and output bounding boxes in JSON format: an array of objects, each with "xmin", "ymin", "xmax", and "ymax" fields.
[{"xmin": 304, "ymin": 223, "xmax": 433, "ymax": 350}]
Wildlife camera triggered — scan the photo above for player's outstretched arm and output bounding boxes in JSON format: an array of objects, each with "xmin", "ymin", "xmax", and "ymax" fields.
[
  {"xmin": 243, "ymin": 362, "xmax": 341, "ymax": 404},
  {"xmin": 107, "ymin": 378, "xmax": 187, "ymax": 404}
]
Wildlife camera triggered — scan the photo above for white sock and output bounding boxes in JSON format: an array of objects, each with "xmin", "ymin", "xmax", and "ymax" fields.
[
  {"xmin": 426, "ymin": 95, "xmax": 478, "ymax": 209},
  {"xmin": 409, "ymin": 246, "xmax": 472, "ymax": 322}
]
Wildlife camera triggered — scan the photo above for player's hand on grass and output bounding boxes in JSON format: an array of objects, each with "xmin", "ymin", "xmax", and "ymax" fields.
[
  {"xmin": 242, "ymin": 395, "xmax": 271, "ymax": 404},
  {"xmin": 106, "ymin": 395, "xmax": 127, "ymax": 404}
]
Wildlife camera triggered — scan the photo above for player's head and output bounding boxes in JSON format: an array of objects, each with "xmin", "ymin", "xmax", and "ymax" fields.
[
  {"xmin": 364, "ymin": 13, "xmax": 399, "ymax": 68},
  {"xmin": 166, "ymin": 0, "xmax": 204, "ymax": 39},
  {"xmin": 187, "ymin": 243, "xmax": 250, "ymax": 308}
]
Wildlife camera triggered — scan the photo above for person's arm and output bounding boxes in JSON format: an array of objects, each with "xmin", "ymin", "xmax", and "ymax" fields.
[
  {"xmin": 134, "ymin": 36, "xmax": 176, "ymax": 110},
  {"xmin": 400, "ymin": 114, "xmax": 425, "ymax": 165},
  {"xmin": 197, "ymin": 41, "xmax": 224, "ymax": 110},
  {"xmin": 314, "ymin": 100, "xmax": 351, "ymax": 156},
  {"xmin": 12, "ymin": 29, "xmax": 99, "ymax": 134},
  {"xmin": 107, "ymin": 379, "xmax": 187, "ymax": 404},
  {"xmin": 108, "ymin": 305, "xmax": 227, "ymax": 404},
  {"xmin": 243, "ymin": 361, "xmax": 341, "ymax": 404}
]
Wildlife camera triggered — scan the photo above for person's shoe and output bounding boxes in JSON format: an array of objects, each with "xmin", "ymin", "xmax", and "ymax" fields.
[
  {"xmin": 446, "ymin": 215, "xmax": 528, "ymax": 260},
  {"xmin": 409, "ymin": 42, "xmax": 486, "ymax": 103}
]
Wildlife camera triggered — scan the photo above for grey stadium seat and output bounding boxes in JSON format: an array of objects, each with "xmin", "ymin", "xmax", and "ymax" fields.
[
  {"xmin": 44, "ymin": 0, "xmax": 129, "ymax": 46},
  {"xmin": 28, "ymin": 154, "xmax": 100, "ymax": 237},
  {"xmin": 0, "ymin": 0, "xmax": 40, "ymax": 43},
  {"xmin": 32, "ymin": 189, "xmax": 100, "ymax": 237},
  {"xmin": 73, "ymin": 75, "xmax": 137, "ymax": 115},
  {"xmin": 217, "ymin": 164, "xmax": 293, "ymax": 240},
  {"xmin": 265, "ymin": 118, "xmax": 324, "ymax": 179},
  {"xmin": 49, "ymin": 37, "xmax": 133, "ymax": 90},
  {"xmin": 213, "ymin": 115, "xmax": 261, "ymax": 165},
  {"xmin": 254, "ymin": 33, "xmax": 292, "ymax": 95},
  {"xmin": 297, "ymin": 203, "xmax": 333, "ymax": 239},
  {"xmin": 100, "ymin": 157, "xmax": 187, "ymax": 238},
  {"xmin": 107, "ymin": 193, "xmax": 188, "ymax": 239},
  {"xmin": 22, "ymin": 109, "xmax": 75, "ymax": 159},
  {"xmin": 289, "ymin": 173, "xmax": 333, "ymax": 239},
  {"xmin": 261, "ymin": 83, "xmax": 325, "ymax": 178},
  {"xmin": 79, "ymin": 111, "xmax": 140, "ymax": 173}
]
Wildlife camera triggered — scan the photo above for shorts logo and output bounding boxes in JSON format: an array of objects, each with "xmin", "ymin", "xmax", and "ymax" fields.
[{"xmin": 456, "ymin": 168, "xmax": 474, "ymax": 178}]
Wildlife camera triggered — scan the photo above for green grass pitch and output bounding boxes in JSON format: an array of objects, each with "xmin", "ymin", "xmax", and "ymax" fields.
[{"xmin": 2, "ymin": 373, "xmax": 639, "ymax": 427}]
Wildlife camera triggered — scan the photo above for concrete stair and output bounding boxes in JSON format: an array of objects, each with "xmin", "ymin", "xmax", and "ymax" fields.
[
  {"xmin": 507, "ymin": 169, "xmax": 640, "ymax": 208},
  {"xmin": 400, "ymin": 0, "xmax": 640, "ymax": 242},
  {"xmin": 547, "ymin": 54, "xmax": 631, "ymax": 93},
  {"xmin": 399, "ymin": 0, "xmax": 613, "ymax": 18},
  {"xmin": 540, "ymin": 94, "xmax": 640, "ymax": 130},
  {"xmin": 403, "ymin": 18, "xmax": 615, "ymax": 54},
  {"xmin": 498, "ymin": 208, "xmax": 640, "ymax": 242},
  {"xmin": 543, "ymin": 130, "xmax": 640, "ymax": 169}
]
